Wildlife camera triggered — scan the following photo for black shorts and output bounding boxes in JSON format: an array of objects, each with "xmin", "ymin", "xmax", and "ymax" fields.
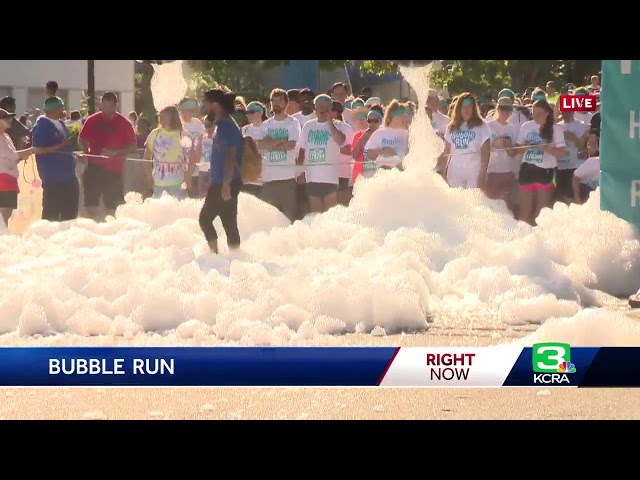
[
  {"xmin": 338, "ymin": 177, "xmax": 350, "ymax": 191},
  {"xmin": 0, "ymin": 190, "xmax": 18, "ymax": 209},
  {"xmin": 518, "ymin": 162, "xmax": 556, "ymax": 187},
  {"xmin": 306, "ymin": 182, "xmax": 338, "ymax": 198},
  {"xmin": 555, "ymin": 169, "xmax": 575, "ymax": 197},
  {"xmin": 83, "ymin": 163, "xmax": 124, "ymax": 210}
]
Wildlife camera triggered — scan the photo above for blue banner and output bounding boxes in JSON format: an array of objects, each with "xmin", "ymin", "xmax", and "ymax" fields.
[
  {"xmin": 0, "ymin": 347, "xmax": 397, "ymax": 387},
  {"xmin": 600, "ymin": 60, "xmax": 640, "ymax": 226}
]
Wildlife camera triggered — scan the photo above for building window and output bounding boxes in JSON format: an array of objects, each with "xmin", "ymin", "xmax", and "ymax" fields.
[{"xmin": 27, "ymin": 88, "xmax": 69, "ymax": 113}]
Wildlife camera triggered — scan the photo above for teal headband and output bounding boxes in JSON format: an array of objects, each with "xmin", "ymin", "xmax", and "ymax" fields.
[
  {"xmin": 391, "ymin": 107, "xmax": 407, "ymax": 118},
  {"xmin": 314, "ymin": 95, "xmax": 332, "ymax": 106},
  {"xmin": 246, "ymin": 102, "xmax": 264, "ymax": 113},
  {"xmin": 179, "ymin": 100, "xmax": 199, "ymax": 110},
  {"xmin": 574, "ymin": 90, "xmax": 589, "ymax": 96},
  {"xmin": 352, "ymin": 100, "xmax": 365, "ymax": 109},
  {"xmin": 367, "ymin": 109, "xmax": 383, "ymax": 119},
  {"xmin": 44, "ymin": 98, "xmax": 64, "ymax": 112},
  {"xmin": 345, "ymin": 100, "xmax": 353, "ymax": 109},
  {"xmin": 532, "ymin": 93, "xmax": 546, "ymax": 101},
  {"xmin": 355, "ymin": 112, "xmax": 367, "ymax": 120},
  {"xmin": 461, "ymin": 98, "xmax": 473, "ymax": 106}
]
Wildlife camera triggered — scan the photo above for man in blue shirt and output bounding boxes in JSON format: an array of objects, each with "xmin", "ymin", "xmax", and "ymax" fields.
[
  {"xmin": 198, "ymin": 89, "xmax": 243, "ymax": 253},
  {"xmin": 32, "ymin": 96, "xmax": 79, "ymax": 221}
]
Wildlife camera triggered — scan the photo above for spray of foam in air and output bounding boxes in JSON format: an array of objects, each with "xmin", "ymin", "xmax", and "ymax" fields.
[
  {"xmin": 1, "ymin": 64, "xmax": 640, "ymax": 347},
  {"xmin": 151, "ymin": 60, "xmax": 189, "ymax": 111}
]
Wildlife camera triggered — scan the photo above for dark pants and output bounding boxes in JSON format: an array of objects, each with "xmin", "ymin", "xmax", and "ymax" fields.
[
  {"xmin": 199, "ymin": 182, "xmax": 241, "ymax": 246},
  {"xmin": 83, "ymin": 163, "xmax": 124, "ymax": 210},
  {"xmin": 42, "ymin": 178, "xmax": 80, "ymax": 222},
  {"xmin": 241, "ymin": 183, "xmax": 262, "ymax": 197}
]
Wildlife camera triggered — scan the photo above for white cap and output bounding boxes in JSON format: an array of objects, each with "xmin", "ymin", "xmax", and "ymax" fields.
[
  {"xmin": 428, "ymin": 88, "xmax": 439, "ymax": 98},
  {"xmin": 364, "ymin": 97, "xmax": 381, "ymax": 107}
]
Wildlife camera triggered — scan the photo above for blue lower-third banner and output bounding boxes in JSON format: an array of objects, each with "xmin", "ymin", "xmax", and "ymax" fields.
[{"xmin": 0, "ymin": 345, "xmax": 639, "ymax": 387}]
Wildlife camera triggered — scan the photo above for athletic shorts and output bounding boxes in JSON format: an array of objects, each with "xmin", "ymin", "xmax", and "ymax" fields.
[
  {"xmin": 555, "ymin": 169, "xmax": 575, "ymax": 197},
  {"xmin": 0, "ymin": 190, "xmax": 18, "ymax": 209},
  {"xmin": 83, "ymin": 163, "xmax": 124, "ymax": 210},
  {"xmin": 484, "ymin": 172, "xmax": 514, "ymax": 199},
  {"xmin": 519, "ymin": 162, "xmax": 556, "ymax": 191},
  {"xmin": 262, "ymin": 179, "xmax": 296, "ymax": 212},
  {"xmin": 306, "ymin": 182, "xmax": 338, "ymax": 198},
  {"xmin": 447, "ymin": 158, "xmax": 481, "ymax": 189},
  {"xmin": 338, "ymin": 177, "xmax": 350, "ymax": 191}
]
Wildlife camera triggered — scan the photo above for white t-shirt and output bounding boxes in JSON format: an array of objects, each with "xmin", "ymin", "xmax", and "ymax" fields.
[
  {"xmin": 364, "ymin": 127, "xmax": 409, "ymax": 169},
  {"xmin": 574, "ymin": 156, "xmax": 600, "ymax": 189},
  {"xmin": 487, "ymin": 120, "xmax": 518, "ymax": 173},
  {"xmin": 292, "ymin": 111, "xmax": 316, "ymax": 128},
  {"xmin": 298, "ymin": 119, "xmax": 344, "ymax": 184},
  {"xmin": 444, "ymin": 121, "xmax": 491, "ymax": 165},
  {"xmin": 575, "ymin": 112, "xmax": 593, "ymax": 125},
  {"xmin": 260, "ymin": 115, "xmax": 301, "ymax": 182},
  {"xmin": 557, "ymin": 120, "xmax": 588, "ymax": 170},
  {"xmin": 516, "ymin": 121, "xmax": 566, "ymax": 169},
  {"xmin": 338, "ymin": 121, "xmax": 355, "ymax": 178},
  {"xmin": 182, "ymin": 118, "xmax": 205, "ymax": 176},
  {"xmin": 242, "ymin": 123, "xmax": 266, "ymax": 185},
  {"xmin": 508, "ymin": 109, "xmax": 529, "ymax": 129},
  {"xmin": 432, "ymin": 111, "xmax": 449, "ymax": 137}
]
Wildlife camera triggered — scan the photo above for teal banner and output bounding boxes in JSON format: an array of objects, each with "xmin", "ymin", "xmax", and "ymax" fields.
[{"xmin": 600, "ymin": 60, "xmax": 640, "ymax": 227}]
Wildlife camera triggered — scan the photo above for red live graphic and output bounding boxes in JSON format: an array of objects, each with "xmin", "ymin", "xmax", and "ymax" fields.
[
  {"xmin": 559, "ymin": 94, "xmax": 597, "ymax": 112},
  {"xmin": 426, "ymin": 353, "xmax": 475, "ymax": 380}
]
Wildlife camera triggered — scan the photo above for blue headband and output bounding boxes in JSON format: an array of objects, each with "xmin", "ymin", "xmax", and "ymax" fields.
[
  {"xmin": 246, "ymin": 102, "xmax": 264, "ymax": 113},
  {"xmin": 391, "ymin": 107, "xmax": 407, "ymax": 118},
  {"xmin": 352, "ymin": 101, "xmax": 365, "ymax": 109},
  {"xmin": 461, "ymin": 98, "xmax": 473, "ymax": 106},
  {"xmin": 367, "ymin": 109, "xmax": 383, "ymax": 119},
  {"xmin": 314, "ymin": 95, "xmax": 332, "ymax": 106},
  {"xmin": 532, "ymin": 93, "xmax": 546, "ymax": 101}
]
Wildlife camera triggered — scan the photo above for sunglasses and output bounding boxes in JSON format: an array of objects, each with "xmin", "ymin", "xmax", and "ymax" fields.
[{"xmin": 367, "ymin": 118, "xmax": 380, "ymax": 124}]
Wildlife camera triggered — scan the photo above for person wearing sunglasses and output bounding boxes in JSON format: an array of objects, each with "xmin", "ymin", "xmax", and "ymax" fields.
[
  {"xmin": 365, "ymin": 100, "xmax": 410, "ymax": 171},
  {"xmin": 239, "ymin": 101, "xmax": 269, "ymax": 199},
  {"xmin": 351, "ymin": 105, "xmax": 384, "ymax": 183},
  {"xmin": 485, "ymin": 97, "xmax": 518, "ymax": 206}
]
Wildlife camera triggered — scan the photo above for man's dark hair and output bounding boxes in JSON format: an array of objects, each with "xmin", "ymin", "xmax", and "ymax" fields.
[
  {"xmin": 70, "ymin": 110, "xmax": 82, "ymax": 121},
  {"xmin": 331, "ymin": 82, "xmax": 346, "ymax": 93},
  {"xmin": 204, "ymin": 89, "xmax": 236, "ymax": 115},
  {"xmin": 46, "ymin": 81, "xmax": 59, "ymax": 93},
  {"xmin": 0, "ymin": 96, "xmax": 16, "ymax": 109},
  {"xmin": 299, "ymin": 88, "xmax": 315, "ymax": 100},
  {"xmin": 287, "ymin": 89, "xmax": 300, "ymax": 102},
  {"xmin": 102, "ymin": 92, "xmax": 118, "ymax": 103}
]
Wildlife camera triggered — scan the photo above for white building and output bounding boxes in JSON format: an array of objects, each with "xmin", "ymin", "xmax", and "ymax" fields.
[{"xmin": 0, "ymin": 60, "xmax": 135, "ymax": 116}]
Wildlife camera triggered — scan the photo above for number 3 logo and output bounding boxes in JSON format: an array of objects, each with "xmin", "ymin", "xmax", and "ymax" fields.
[{"xmin": 536, "ymin": 345, "xmax": 566, "ymax": 371}]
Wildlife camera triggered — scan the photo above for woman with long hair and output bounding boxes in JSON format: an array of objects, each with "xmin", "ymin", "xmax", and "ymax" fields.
[
  {"xmin": 240, "ymin": 101, "xmax": 268, "ymax": 198},
  {"xmin": 365, "ymin": 100, "xmax": 410, "ymax": 170},
  {"xmin": 485, "ymin": 97, "xmax": 518, "ymax": 205},
  {"xmin": 0, "ymin": 109, "xmax": 32, "ymax": 227},
  {"xmin": 351, "ymin": 105, "xmax": 383, "ymax": 183},
  {"xmin": 515, "ymin": 99, "xmax": 566, "ymax": 225},
  {"xmin": 143, "ymin": 105, "xmax": 195, "ymax": 199},
  {"xmin": 439, "ymin": 93, "xmax": 491, "ymax": 189}
]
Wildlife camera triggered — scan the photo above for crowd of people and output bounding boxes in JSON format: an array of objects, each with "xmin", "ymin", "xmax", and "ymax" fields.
[{"xmin": 0, "ymin": 74, "xmax": 603, "ymax": 254}]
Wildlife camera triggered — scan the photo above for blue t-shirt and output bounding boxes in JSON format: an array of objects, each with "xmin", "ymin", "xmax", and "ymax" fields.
[
  {"xmin": 32, "ymin": 116, "xmax": 76, "ymax": 185},
  {"xmin": 209, "ymin": 116, "xmax": 242, "ymax": 184}
]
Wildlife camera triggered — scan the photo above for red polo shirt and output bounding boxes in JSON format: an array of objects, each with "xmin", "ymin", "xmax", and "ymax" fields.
[{"xmin": 79, "ymin": 111, "xmax": 136, "ymax": 174}]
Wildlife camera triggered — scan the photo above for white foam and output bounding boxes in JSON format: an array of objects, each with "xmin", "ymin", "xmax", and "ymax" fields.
[{"xmin": 1, "ymin": 65, "xmax": 639, "ymax": 347}]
